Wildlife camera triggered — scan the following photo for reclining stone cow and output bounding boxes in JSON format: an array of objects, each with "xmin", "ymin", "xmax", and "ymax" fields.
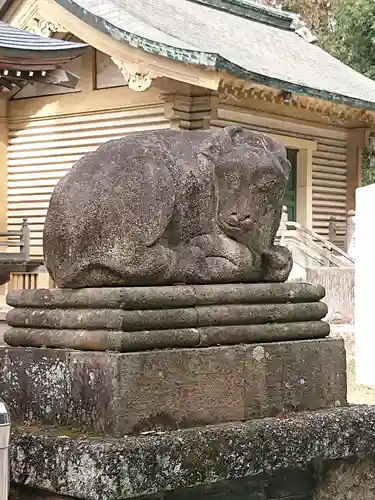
[{"xmin": 44, "ymin": 126, "xmax": 292, "ymax": 287}]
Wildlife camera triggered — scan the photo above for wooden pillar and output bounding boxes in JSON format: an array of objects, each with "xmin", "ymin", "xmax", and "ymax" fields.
[
  {"xmin": 295, "ymin": 148, "xmax": 314, "ymax": 230},
  {"xmin": 346, "ymin": 128, "xmax": 368, "ymax": 252},
  {"xmin": 0, "ymin": 98, "xmax": 8, "ymax": 233},
  {"xmin": 270, "ymin": 134, "xmax": 316, "ymax": 230},
  {"xmin": 346, "ymin": 128, "xmax": 368, "ymax": 213},
  {"xmin": 0, "ymin": 98, "xmax": 8, "ymax": 305},
  {"xmin": 162, "ymin": 90, "xmax": 218, "ymax": 130}
]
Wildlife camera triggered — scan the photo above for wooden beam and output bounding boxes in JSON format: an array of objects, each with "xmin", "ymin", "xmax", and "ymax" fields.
[
  {"xmin": 0, "ymin": 77, "xmax": 13, "ymax": 90},
  {"xmin": 29, "ymin": 67, "xmax": 79, "ymax": 88},
  {"xmin": 0, "ymin": 67, "xmax": 79, "ymax": 88}
]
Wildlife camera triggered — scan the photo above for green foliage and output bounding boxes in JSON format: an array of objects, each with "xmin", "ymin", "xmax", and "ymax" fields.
[
  {"xmin": 361, "ymin": 167, "xmax": 375, "ymax": 186},
  {"xmin": 362, "ymin": 146, "xmax": 375, "ymax": 185},
  {"xmin": 279, "ymin": 0, "xmax": 335, "ymax": 33},
  {"xmin": 262, "ymin": 0, "xmax": 335, "ymax": 32},
  {"xmin": 362, "ymin": 147, "xmax": 375, "ymax": 186},
  {"xmin": 320, "ymin": 0, "xmax": 375, "ymax": 80},
  {"xmin": 264, "ymin": 0, "xmax": 375, "ymax": 79}
]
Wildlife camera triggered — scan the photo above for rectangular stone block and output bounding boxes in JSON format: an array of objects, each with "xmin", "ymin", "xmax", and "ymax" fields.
[
  {"xmin": 9, "ymin": 406, "xmax": 374, "ymax": 500},
  {"xmin": 9, "ymin": 468, "xmax": 316, "ymax": 500},
  {"xmin": 244, "ymin": 339, "xmax": 347, "ymax": 418},
  {"xmin": 0, "ymin": 338, "xmax": 346, "ymax": 436},
  {"xmin": 0, "ymin": 347, "xmax": 70, "ymax": 425}
]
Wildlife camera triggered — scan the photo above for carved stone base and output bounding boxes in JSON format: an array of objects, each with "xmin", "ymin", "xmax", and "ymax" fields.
[
  {"xmin": 1, "ymin": 283, "xmax": 345, "ymax": 435},
  {"xmin": 5, "ymin": 282, "xmax": 329, "ymax": 351},
  {"xmin": 0, "ymin": 338, "xmax": 346, "ymax": 435}
]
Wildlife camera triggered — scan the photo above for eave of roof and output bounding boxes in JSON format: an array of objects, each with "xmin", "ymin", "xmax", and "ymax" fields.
[
  {"xmin": 0, "ymin": 21, "xmax": 88, "ymax": 61},
  {"xmin": 0, "ymin": 20, "xmax": 88, "ymax": 91},
  {"xmin": 50, "ymin": 0, "xmax": 375, "ymax": 112}
]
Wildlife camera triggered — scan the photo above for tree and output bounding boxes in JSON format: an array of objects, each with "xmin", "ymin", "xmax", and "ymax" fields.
[
  {"xmin": 263, "ymin": 0, "xmax": 375, "ymax": 80},
  {"xmin": 362, "ymin": 147, "xmax": 375, "ymax": 186},
  {"xmin": 321, "ymin": 0, "xmax": 375, "ymax": 80},
  {"xmin": 261, "ymin": 0, "xmax": 334, "ymax": 33}
]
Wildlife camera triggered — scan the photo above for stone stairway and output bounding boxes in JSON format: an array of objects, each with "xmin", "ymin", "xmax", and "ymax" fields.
[{"xmin": 276, "ymin": 207, "xmax": 354, "ymax": 280}]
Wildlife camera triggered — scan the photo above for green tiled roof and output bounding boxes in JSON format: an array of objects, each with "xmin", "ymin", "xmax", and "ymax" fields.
[{"xmin": 55, "ymin": 0, "xmax": 375, "ymax": 110}]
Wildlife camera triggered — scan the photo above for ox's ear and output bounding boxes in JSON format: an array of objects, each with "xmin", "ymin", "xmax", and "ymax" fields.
[
  {"xmin": 269, "ymin": 141, "xmax": 291, "ymax": 180},
  {"xmin": 221, "ymin": 126, "xmax": 244, "ymax": 151},
  {"xmin": 223, "ymin": 125, "xmax": 244, "ymax": 140},
  {"xmin": 264, "ymin": 136, "xmax": 291, "ymax": 180},
  {"xmin": 199, "ymin": 141, "xmax": 222, "ymax": 162},
  {"xmin": 279, "ymin": 156, "xmax": 291, "ymax": 180}
]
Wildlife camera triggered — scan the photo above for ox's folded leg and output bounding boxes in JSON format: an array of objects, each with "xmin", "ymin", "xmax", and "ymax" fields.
[
  {"xmin": 261, "ymin": 245, "xmax": 293, "ymax": 282},
  {"xmin": 187, "ymin": 233, "xmax": 262, "ymax": 282},
  {"xmin": 57, "ymin": 241, "xmax": 178, "ymax": 288}
]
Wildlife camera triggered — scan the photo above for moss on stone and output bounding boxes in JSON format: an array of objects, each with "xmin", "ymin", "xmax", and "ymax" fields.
[{"xmin": 9, "ymin": 406, "xmax": 375, "ymax": 500}]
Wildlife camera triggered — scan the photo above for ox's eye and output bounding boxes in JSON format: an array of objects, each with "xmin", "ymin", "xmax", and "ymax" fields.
[
  {"xmin": 258, "ymin": 180, "xmax": 277, "ymax": 192},
  {"xmin": 224, "ymin": 173, "xmax": 239, "ymax": 185}
]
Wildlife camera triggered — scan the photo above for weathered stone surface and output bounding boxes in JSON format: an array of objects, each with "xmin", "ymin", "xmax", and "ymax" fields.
[
  {"xmin": 6, "ymin": 283, "xmax": 326, "ymax": 309},
  {"xmin": 9, "ymin": 406, "xmax": 375, "ymax": 500},
  {"xmin": 4, "ymin": 282, "xmax": 329, "ymax": 351},
  {"xmin": 43, "ymin": 126, "xmax": 293, "ymax": 287},
  {"xmin": 5, "ymin": 321, "xmax": 330, "ymax": 351},
  {"xmin": 10, "ymin": 488, "xmax": 77, "ymax": 499},
  {"xmin": 10, "ymin": 468, "xmax": 315, "ymax": 499},
  {"xmin": 0, "ymin": 339, "xmax": 346, "ymax": 435},
  {"xmin": 0, "ymin": 348, "xmax": 70, "ymax": 424},
  {"xmin": 6, "ymin": 302, "xmax": 328, "ymax": 331},
  {"xmin": 316, "ymin": 457, "xmax": 375, "ymax": 500},
  {"xmin": 11, "ymin": 455, "xmax": 375, "ymax": 500}
]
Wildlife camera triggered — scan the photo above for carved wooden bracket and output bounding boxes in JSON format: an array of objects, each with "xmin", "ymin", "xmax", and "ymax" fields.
[
  {"xmin": 218, "ymin": 80, "xmax": 375, "ymax": 126},
  {"xmin": 36, "ymin": 19, "xmax": 66, "ymax": 37},
  {"xmin": 22, "ymin": 10, "xmax": 67, "ymax": 37},
  {"xmin": 110, "ymin": 57, "xmax": 154, "ymax": 92}
]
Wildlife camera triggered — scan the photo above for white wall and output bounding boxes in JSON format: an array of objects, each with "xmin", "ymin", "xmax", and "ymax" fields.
[{"xmin": 355, "ymin": 184, "xmax": 375, "ymax": 385}]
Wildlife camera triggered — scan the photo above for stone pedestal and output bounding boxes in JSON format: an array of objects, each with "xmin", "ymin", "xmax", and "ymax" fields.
[
  {"xmin": 8, "ymin": 407, "xmax": 375, "ymax": 500},
  {"xmin": 2, "ymin": 281, "xmax": 352, "ymax": 498},
  {"xmin": 2, "ymin": 282, "xmax": 346, "ymax": 435},
  {"xmin": 0, "ymin": 339, "xmax": 346, "ymax": 435},
  {"xmin": 5, "ymin": 282, "xmax": 329, "ymax": 351}
]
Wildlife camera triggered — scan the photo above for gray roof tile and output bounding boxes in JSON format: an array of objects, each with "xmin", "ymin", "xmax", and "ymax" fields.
[
  {"xmin": 0, "ymin": 21, "xmax": 87, "ymax": 57},
  {"xmin": 56, "ymin": 0, "xmax": 375, "ymax": 108}
]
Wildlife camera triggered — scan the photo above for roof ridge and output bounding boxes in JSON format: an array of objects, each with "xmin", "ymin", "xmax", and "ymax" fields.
[
  {"xmin": 186, "ymin": 0, "xmax": 295, "ymax": 30},
  {"xmin": 186, "ymin": 0, "xmax": 316, "ymax": 42}
]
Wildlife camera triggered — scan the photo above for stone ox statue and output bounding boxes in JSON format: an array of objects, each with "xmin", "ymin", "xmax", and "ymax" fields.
[{"xmin": 44, "ymin": 126, "xmax": 293, "ymax": 287}]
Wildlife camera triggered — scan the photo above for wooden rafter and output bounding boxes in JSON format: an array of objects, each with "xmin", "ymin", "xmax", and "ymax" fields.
[
  {"xmin": 0, "ymin": 20, "xmax": 87, "ymax": 92},
  {"xmin": 0, "ymin": 66, "xmax": 79, "ymax": 91}
]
